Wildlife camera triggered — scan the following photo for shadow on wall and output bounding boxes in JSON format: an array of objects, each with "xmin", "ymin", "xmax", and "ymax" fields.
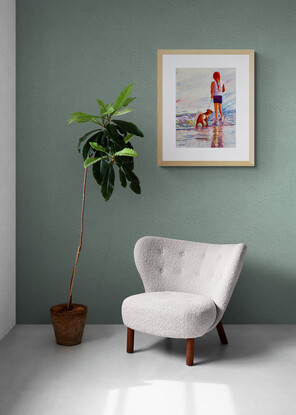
[{"xmin": 226, "ymin": 261, "xmax": 296, "ymax": 323}]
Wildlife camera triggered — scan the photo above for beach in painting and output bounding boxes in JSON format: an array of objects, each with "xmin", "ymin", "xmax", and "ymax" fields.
[{"xmin": 176, "ymin": 68, "xmax": 236, "ymax": 148}]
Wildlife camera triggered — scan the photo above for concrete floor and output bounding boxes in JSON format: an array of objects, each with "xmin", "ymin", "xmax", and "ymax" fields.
[{"xmin": 0, "ymin": 325, "xmax": 295, "ymax": 415}]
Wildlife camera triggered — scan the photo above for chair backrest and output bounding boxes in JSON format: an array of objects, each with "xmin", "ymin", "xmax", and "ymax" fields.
[{"xmin": 134, "ymin": 236, "xmax": 247, "ymax": 327}]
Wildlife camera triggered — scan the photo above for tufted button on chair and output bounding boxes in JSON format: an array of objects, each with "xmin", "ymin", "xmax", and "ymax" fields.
[{"xmin": 121, "ymin": 236, "xmax": 247, "ymax": 366}]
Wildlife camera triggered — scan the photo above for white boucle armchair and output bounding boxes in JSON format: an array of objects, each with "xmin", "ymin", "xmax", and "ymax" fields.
[{"xmin": 122, "ymin": 236, "xmax": 247, "ymax": 365}]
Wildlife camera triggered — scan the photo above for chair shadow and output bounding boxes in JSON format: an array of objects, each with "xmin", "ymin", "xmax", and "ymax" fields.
[
  {"xmin": 133, "ymin": 323, "xmax": 296, "ymax": 366},
  {"xmin": 133, "ymin": 335, "xmax": 237, "ymax": 365}
]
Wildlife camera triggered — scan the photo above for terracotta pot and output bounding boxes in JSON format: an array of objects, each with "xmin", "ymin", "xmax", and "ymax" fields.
[{"xmin": 50, "ymin": 303, "xmax": 88, "ymax": 346}]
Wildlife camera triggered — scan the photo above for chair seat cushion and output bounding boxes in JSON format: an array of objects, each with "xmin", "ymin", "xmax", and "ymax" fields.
[{"xmin": 122, "ymin": 291, "xmax": 217, "ymax": 339}]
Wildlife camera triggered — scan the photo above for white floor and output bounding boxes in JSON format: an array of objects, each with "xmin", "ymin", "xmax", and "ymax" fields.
[{"xmin": 0, "ymin": 325, "xmax": 295, "ymax": 415}]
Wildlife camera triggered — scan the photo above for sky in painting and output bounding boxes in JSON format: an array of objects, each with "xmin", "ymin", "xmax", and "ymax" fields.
[{"xmin": 176, "ymin": 68, "xmax": 236, "ymax": 114}]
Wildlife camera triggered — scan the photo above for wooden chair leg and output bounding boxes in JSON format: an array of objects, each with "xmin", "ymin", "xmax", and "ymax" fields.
[
  {"xmin": 186, "ymin": 338, "xmax": 194, "ymax": 366},
  {"xmin": 126, "ymin": 328, "xmax": 134, "ymax": 353},
  {"xmin": 216, "ymin": 321, "xmax": 228, "ymax": 344}
]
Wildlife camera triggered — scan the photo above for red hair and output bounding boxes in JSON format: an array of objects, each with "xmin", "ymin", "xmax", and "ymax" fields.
[
  {"xmin": 213, "ymin": 72, "xmax": 221, "ymax": 91},
  {"xmin": 213, "ymin": 72, "xmax": 220, "ymax": 81}
]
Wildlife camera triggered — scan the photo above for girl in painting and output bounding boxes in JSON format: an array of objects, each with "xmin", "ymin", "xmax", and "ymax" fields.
[{"xmin": 211, "ymin": 72, "xmax": 225, "ymax": 124}]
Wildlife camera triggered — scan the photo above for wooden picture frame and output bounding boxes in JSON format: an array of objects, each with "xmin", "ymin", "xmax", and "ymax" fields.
[{"xmin": 157, "ymin": 49, "xmax": 254, "ymax": 166}]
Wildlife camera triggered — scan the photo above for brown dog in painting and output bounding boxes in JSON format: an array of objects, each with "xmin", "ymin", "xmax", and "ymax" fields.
[{"xmin": 195, "ymin": 109, "xmax": 213, "ymax": 128}]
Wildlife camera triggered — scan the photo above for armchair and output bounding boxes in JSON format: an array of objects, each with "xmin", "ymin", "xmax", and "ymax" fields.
[{"xmin": 122, "ymin": 236, "xmax": 247, "ymax": 365}]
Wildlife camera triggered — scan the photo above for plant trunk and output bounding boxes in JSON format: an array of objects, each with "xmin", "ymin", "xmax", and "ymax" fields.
[{"xmin": 67, "ymin": 168, "xmax": 88, "ymax": 311}]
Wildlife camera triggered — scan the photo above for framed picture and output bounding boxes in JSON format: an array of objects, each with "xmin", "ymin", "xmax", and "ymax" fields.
[{"xmin": 157, "ymin": 49, "xmax": 254, "ymax": 166}]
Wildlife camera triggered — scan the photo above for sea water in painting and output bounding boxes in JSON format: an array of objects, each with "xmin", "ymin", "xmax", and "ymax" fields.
[{"xmin": 176, "ymin": 68, "xmax": 236, "ymax": 148}]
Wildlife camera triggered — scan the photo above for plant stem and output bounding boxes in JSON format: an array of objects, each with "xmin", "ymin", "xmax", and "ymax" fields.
[{"xmin": 67, "ymin": 167, "xmax": 88, "ymax": 310}]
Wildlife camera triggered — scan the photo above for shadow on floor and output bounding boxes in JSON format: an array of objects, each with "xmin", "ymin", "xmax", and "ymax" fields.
[{"xmin": 133, "ymin": 324, "xmax": 295, "ymax": 366}]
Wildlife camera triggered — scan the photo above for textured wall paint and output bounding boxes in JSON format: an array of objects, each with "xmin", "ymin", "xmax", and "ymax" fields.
[
  {"xmin": 17, "ymin": 0, "xmax": 296, "ymax": 323},
  {"xmin": 0, "ymin": 0, "xmax": 15, "ymax": 338}
]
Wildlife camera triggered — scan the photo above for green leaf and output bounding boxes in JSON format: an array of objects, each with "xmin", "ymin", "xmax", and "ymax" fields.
[
  {"xmin": 123, "ymin": 134, "xmax": 134, "ymax": 144},
  {"xmin": 102, "ymin": 132, "xmax": 111, "ymax": 152},
  {"xmin": 100, "ymin": 130, "xmax": 109, "ymax": 149},
  {"xmin": 114, "ymin": 141, "xmax": 135, "ymax": 167},
  {"xmin": 94, "ymin": 130, "xmax": 104, "ymax": 145},
  {"xmin": 81, "ymin": 131, "xmax": 104, "ymax": 158},
  {"xmin": 123, "ymin": 97, "xmax": 136, "ymax": 107},
  {"xmin": 112, "ymin": 108, "xmax": 135, "ymax": 117},
  {"xmin": 113, "ymin": 120, "xmax": 144, "ymax": 137},
  {"xmin": 84, "ymin": 156, "xmax": 108, "ymax": 168},
  {"xmin": 119, "ymin": 168, "xmax": 127, "ymax": 188},
  {"xmin": 130, "ymin": 180, "xmax": 141, "ymax": 194},
  {"xmin": 96, "ymin": 99, "xmax": 107, "ymax": 114},
  {"xmin": 118, "ymin": 142, "xmax": 135, "ymax": 168},
  {"xmin": 122, "ymin": 165, "xmax": 139, "ymax": 182},
  {"xmin": 92, "ymin": 160, "xmax": 101, "ymax": 185},
  {"xmin": 100, "ymin": 158, "xmax": 109, "ymax": 183},
  {"xmin": 122, "ymin": 165, "xmax": 141, "ymax": 194},
  {"xmin": 77, "ymin": 129, "xmax": 100, "ymax": 152},
  {"xmin": 113, "ymin": 84, "xmax": 133, "ymax": 111},
  {"xmin": 97, "ymin": 99, "xmax": 107, "ymax": 111},
  {"xmin": 106, "ymin": 124, "xmax": 122, "ymax": 145},
  {"xmin": 93, "ymin": 158, "xmax": 109, "ymax": 186},
  {"xmin": 68, "ymin": 112, "xmax": 101, "ymax": 125},
  {"xmin": 96, "ymin": 99, "xmax": 105, "ymax": 107},
  {"xmin": 102, "ymin": 104, "xmax": 114, "ymax": 116},
  {"xmin": 89, "ymin": 142, "xmax": 109, "ymax": 154},
  {"xmin": 113, "ymin": 148, "xmax": 138, "ymax": 157},
  {"xmin": 101, "ymin": 162, "xmax": 115, "ymax": 201},
  {"xmin": 82, "ymin": 138, "xmax": 92, "ymax": 160}
]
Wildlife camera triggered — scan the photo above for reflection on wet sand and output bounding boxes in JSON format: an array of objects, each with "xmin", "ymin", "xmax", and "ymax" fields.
[
  {"xmin": 176, "ymin": 123, "xmax": 235, "ymax": 148},
  {"xmin": 211, "ymin": 126, "xmax": 224, "ymax": 148}
]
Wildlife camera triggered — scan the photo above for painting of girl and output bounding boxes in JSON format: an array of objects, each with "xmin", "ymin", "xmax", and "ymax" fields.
[
  {"xmin": 211, "ymin": 71, "xmax": 225, "ymax": 124},
  {"xmin": 176, "ymin": 68, "xmax": 236, "ymax": 148}
]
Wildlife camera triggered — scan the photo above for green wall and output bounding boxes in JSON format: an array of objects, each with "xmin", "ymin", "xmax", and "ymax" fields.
[{"xmin": 17, "ymin": 0, "xmax": 296, "ymax": 323}]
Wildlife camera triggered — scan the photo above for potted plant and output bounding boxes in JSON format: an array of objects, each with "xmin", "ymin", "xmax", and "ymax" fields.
[{"xmin": 50, "ymin": 84, "xmax": 144, "ymax": 346}]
